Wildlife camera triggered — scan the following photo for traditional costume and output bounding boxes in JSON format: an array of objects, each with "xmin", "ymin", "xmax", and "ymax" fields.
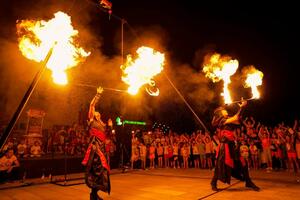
[
  {"xmin": 82, "ymin": 91, "xmax": 111, "ymax": 200},
  {"xmin": 210, "ymin": 106, "xmax": 259, "ymax": 191}
]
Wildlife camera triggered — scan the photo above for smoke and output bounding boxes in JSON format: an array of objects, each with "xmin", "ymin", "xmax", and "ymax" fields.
[
  {"xmin": 0, "ymin": 0, "xmax": 114, "ymax": 128},
  {"xmin": 116, "ymin": 26, "xmax": 216, "ymax": 131},
  {"xmin": 0, "ymin": 0, "xmax": 217, "ymax": 133},
  {"xmin": 167, "ymin": 63, "xmax": 215, "ymax": 110}
]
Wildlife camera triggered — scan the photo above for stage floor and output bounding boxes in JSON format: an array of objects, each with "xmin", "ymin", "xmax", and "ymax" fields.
[{"xmin": 0, "ymin": 168, "xmax": 299, "ymax": 200}]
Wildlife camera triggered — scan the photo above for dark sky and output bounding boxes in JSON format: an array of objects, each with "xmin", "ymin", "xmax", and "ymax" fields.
[
  {"xmin": 105, "ymin": 0, "xmax": 300, "ymax": 126},
  {"xmin": 0, "ymin": 0, "xmax": 299, "ymax": 132}
]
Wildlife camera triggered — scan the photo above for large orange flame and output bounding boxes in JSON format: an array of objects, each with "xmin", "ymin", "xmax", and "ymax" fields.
[
  {"xmin": 203, "ymin": 53, "xmax": 239, "ymax": 104},
  {"xmin": 121, "ymin": 46, "xmax": 165, "ymax": 96},
  {"xmin": 243, "ymin": 66, "xmax": 264, "ymax": 99},
  {"xmin": 16, "ymin": 11, "xmax": 90, "ymax": 85}
]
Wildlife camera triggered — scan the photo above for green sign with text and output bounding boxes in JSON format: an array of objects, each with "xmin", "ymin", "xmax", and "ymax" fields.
[{"xmin": 115, "ymin": 117, "xmax": 146, "ymax": 126}]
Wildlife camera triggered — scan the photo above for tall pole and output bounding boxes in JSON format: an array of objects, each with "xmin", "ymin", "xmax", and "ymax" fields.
[
  {"xmin": 121, "ymin": 18, "xmax": 125, "ymax": 65},
  {"xmin": 163, "ymin": 72, "xmax": 208, "ymax": 132},
  {"xmin": 0, "ymin": 46, "xmax": 55, "ymax": 151},
  {"xmin": 73, "ymin": 83, "xmax": 127, "ymax": 93}
]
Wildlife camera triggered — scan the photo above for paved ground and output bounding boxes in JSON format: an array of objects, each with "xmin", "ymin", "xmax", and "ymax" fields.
[{"xmin": 0, "ymin": 168, "xmax": 299, "ymax": 200}]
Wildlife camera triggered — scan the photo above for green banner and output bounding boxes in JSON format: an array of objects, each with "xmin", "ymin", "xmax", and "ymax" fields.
[{"xmin": 115, "ymin": 117, "xmax": 146, "ymax": 126}]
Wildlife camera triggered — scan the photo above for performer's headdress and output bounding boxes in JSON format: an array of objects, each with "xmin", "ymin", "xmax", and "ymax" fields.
[
  {"xmin": 213, "ymin": 106, "xmax": 226, "ymax": 115},
  {"xmin": 212, "ymin": 106, "xmax": 227, "ymax": 127}
]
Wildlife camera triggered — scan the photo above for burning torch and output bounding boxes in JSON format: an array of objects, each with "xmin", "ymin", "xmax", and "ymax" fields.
[{"xmin": 1, "ymin": 11, "xmax": 90, "ymax": 150}]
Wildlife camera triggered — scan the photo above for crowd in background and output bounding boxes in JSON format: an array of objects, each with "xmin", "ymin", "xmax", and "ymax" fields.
[
  {"xmin": 131, "ymin": 117, "xmax": 300, "ymax": 174},
  {"xmin": 1, "ymin": 116, "xmax": 300, "ymax": 183},
  {"xmin": 1, "ymin": 123, "xmax": 117, "ymax": 158},
  {"xmin": 0, "ymin": 122, "xmax": 117, "ymax": 183}
]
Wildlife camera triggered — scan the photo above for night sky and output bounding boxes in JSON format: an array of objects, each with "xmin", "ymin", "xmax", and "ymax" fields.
[
  {"xmin": 113, "ymin": 1, "xmax": 300, "ymax": 125},
  {"xmin": 0, "ymin": 0, "xmax": 299, "ymax": 132}
]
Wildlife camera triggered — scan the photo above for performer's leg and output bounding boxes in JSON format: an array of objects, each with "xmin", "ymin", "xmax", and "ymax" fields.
[
  {"xmin": 90, "ymin": 188, "xmax": 103, "ymax": 200},
  {"xmin": 90, "ymin": 188, "xmax": 96, "ymax": 200},
  {"xmin": 243, "ymin": 163, "xmax": 260, "ymax": 191},
  {"xmin": 210, "ymin": 168, "xmax": 218, "ymax": 191}
]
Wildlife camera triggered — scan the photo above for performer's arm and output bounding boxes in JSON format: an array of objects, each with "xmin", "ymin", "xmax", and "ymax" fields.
[
  {"xmin": 99, "ymin": 119, "xmax": 106, "ymax": 127},
  {"xmin": 88, "ymin": 86, "xmax": 103, "ymax": 120},
  {"xmin": 224, "ymin": 99, "xmax": 247, "ymax": 125}
]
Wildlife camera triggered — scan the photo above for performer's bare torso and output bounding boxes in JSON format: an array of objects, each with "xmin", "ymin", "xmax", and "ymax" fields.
[{"xmin": 90, "ymin": 120, "xmax": 105, "ymax": 133}]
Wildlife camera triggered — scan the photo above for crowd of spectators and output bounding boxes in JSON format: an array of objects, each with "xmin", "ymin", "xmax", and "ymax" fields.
[
  {"xmin": 1, "ymin": 117, "xmax": 300, "ymax": 183},
  {"xmin": 130, "ymin": 118, "xmax": 300, "ymax": 174},
  {"xmin": 0, "ymin": 122, "xmax": 117, "ymax": 183}
]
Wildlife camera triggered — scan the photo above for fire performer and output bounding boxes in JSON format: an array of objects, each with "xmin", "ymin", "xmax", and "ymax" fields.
[
  {"xmin": 82, "ymin": 86, "xmax": 111, "ymax": 200},
  {"xmin": 210, "ymin": 99, "xmax": 260, "ymax": 191}
]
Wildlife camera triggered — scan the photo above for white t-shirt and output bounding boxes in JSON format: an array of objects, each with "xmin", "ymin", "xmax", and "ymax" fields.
[
  {"xmin": 157, "ymin": 146, "xmax": 164, "ymax": 156},
  {"xmin": 17, "ymin": 144, "xmax": 27, "ymax": 155},
  {"xmin": 0, "ymin": 155, "xmax": 17, "ymax": 171},
  {"xmin": 192, "ymin": 145, "xmax": 199, "ymax": 155},
  {"xmin": 31, "ymin": 145, "xmax": 41, "ymax": 155},
  {"xmin": 205, "ymin": 142, "xmax": 213, "ymax": 154},
  {"xmin": 173, "ymin": 145, "xmax": 178, "ymax": 155},
  {"xmin": 140, "ymin": 145, "xmax": 147, "ymax": 157}
]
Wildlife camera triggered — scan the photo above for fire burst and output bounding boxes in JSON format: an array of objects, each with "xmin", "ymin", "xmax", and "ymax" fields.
[
  {"xmin": 243, "ymin": 66, "xmax": 264, "ymax": 99},
  {"xmin": 16, "ymin": 11, "xmax": 90, "ymax": 85},
  {"xmin": 121, "ymin": 46, "xmax": 165, "ymax": 96},
  {"xmin": 203, "ymin": 53, "xmax": 239, "ymax": 104}
]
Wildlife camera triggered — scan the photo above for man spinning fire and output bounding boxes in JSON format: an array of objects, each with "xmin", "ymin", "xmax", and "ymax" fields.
[
  {"xmin": 82, "ymin": 87, "xmax": 111, "ymax": 200},
  {"xmin": 210, "ymin": 99, "xmax": 260, "ymax": 191}
]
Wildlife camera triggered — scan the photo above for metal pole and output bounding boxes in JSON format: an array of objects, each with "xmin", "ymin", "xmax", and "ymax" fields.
[
  {"xmin": 121, "ymin": 19, "xmax": 125, "ymax": 65},
  {"xmin": 64, "ymin": 137, "xmax": 67, "ymax": 185},
  {"xmin": 163, "ymin": 72, "xmax": 208, "ymax": 132},
  {"xmin": 226, "ymin": 98, "xmax": 255, "ymax": 105},
  {"xmin": 73, "ymin": 83, "xmax": 127, "ymax": 93},
  {"xmin": 0, "ymin": 46, "xmax": 54, "ymax": 151}
]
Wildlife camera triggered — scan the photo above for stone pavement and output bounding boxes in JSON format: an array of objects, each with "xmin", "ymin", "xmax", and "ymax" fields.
[{"xmin": 0, "ymin": 168, "xmax": 299, "ymax": 200}]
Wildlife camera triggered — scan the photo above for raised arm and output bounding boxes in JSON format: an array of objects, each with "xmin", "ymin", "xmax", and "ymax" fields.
[
  {"xmin": 88, "ymin": 86, "xmax": 103, "ymax": 120},
  {"xmin": 256, "ymin": 122, "xmax": 261, "ymax": 132},
  {"xmin": 181, "ymin": 134, "xmax": 189, "ymax": 142},
  {"xmin": 277, "ymin": 131, "xmax": 286, "ymax": 142},
  {"xmin": 293, "ymin": 119, "xmax": 298, "ymax": 131},
  {"xmin": 265, "ymin": 127, "xmax": 270, "ymax": 139},
  {"xmin": 224, "ymin": 99, "xmax": 247, "ymax": 125},
  {"xmin": 195, "ymin": 132, "xmax": 204, "ymax": 142},
  {"xmin": 243, "ymin": 117, "xmax": 248, "ymax": 127},
  {"xmin": 258, "ymin": 126, "xmax": 263, "ymax": 139},
  {"xmin": 250, "ymin": 117, "xmax": 256, "ymax": 127}
]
